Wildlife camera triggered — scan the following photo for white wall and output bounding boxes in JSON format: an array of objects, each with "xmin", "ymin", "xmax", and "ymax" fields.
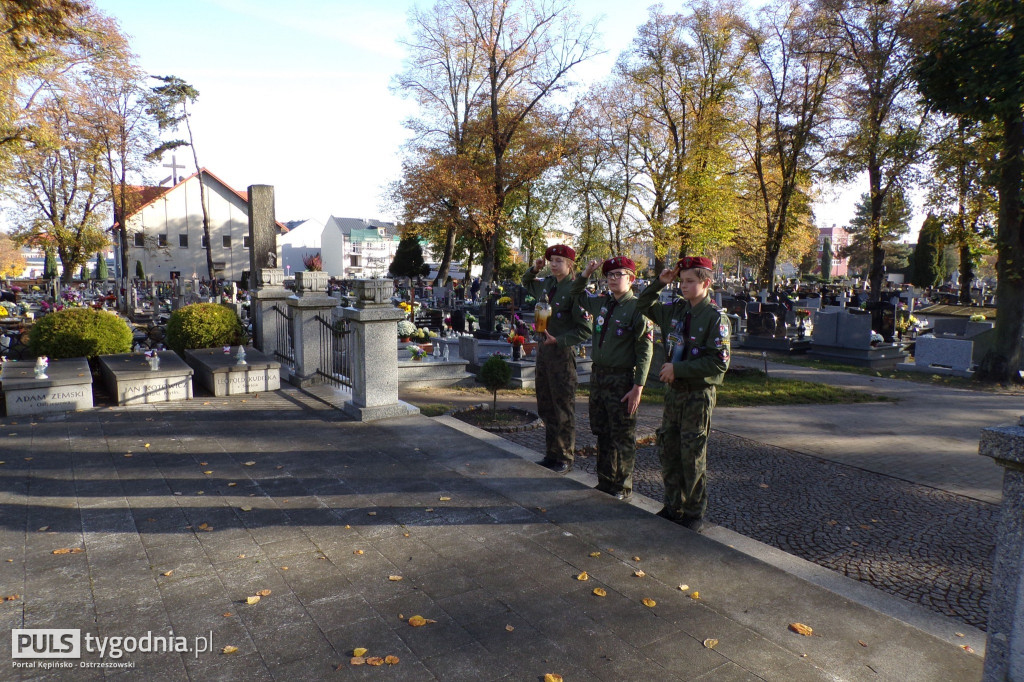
[{"xmin": 279, "ymin": 218, "xmax": 324, "ymax": 276}]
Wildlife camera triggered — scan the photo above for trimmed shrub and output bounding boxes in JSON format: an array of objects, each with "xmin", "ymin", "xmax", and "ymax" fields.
[
  {"xmin": 29, "ymin": 308, "xmax": 133, "ymax": 359},
  {"xmin": 165, "ymin": 303, "xmax": 243, "ymax": 354},
  {"xmin": 478, "ymin": 353, "xmax": 512, "ymax": 416}
]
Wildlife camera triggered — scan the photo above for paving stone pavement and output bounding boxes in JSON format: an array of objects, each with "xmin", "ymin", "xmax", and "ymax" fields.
[{"xmin": 0, "ymin": 386, "xmax": 983, "ymax": 680}]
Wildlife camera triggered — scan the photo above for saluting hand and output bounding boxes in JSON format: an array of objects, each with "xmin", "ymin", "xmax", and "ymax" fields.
[
  {"xmin": 582, "ymin": 259, "xmax": 600, "ymax": 278},
  {"xmin": 658, "ymin": 265, "xmax": 679, "ymax": 286},
  {"xmin": 533, "ymin": 257, "xmax": 546, "ymax": 273}
]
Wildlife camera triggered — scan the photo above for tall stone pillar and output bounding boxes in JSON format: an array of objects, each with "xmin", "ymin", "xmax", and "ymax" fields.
[
  {"xmin": 340, "ymin": 279, "xmax": 419, "ymax": 421},
  {"xmin": 286, "ymin": 271, "xmax": 338, "ymax": 387},
  {"xmin": 979, "ymin": 417, "xmax": 1024, "ymax": 681}
]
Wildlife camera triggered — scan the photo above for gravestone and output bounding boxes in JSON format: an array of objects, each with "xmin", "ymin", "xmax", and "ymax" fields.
[
  {"xmin": 864, "ymin": 301, "xmax": 897, "ymax": 342},
  {"xmin": 809, "ymin": 309, "xmax": 907, "ymax": 367},
  {"xmin": 98, "ymin": 352, "xmax": 193, "ymax": 405},
  {"xmin": 184, "ymin": 346, "xmax": 280, "ymax": 396},
  {"xmin": 1, "ymin": 357, "xmax": 93, "ymax": 416}
]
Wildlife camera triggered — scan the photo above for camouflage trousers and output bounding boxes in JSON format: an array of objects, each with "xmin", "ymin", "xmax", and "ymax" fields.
[
  {"xmin": 535, "ymin": 344, "xmax": 577, "ymax": 463},
  {"xmin": 589, "ymin": 370, "xmax": 638, "ymax": 494},
  {"xmin": 656, "ymin": 385, "xmax": 717, "ymax": 520}
]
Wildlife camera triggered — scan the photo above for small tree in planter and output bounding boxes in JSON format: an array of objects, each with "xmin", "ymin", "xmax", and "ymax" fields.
[
  {"xmin": 29, "ymin": 308, "xmax": 133, "ymax": 359},
  {"xmin": 478, "ymin": 353, "xmax": 512, "ymax": 418},
  {"xmin": 165, "ymin": 302, "xmax": 243, "ymax": 354}
]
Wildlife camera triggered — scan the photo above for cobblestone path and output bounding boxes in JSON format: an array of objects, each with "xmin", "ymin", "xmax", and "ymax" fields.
[{"xmin": 502, "ymin": 420, "xmax": 996, "ymax": 631}]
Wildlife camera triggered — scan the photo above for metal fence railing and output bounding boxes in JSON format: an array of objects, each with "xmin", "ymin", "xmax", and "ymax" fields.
[{"xmin": 315, "ymin": 314, "xmax": 352, "ymax": 389}]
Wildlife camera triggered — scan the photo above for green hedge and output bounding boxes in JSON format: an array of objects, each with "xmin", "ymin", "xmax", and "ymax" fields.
[
  {"xmin": 165, "ymin": 303, "xmax": 243, "ymax": 354},
  {"xmin": 29, "ymin": 308, "xmax": 133, "ymax": 359}
]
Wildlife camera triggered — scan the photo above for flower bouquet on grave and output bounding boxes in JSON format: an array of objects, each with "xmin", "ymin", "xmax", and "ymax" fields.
[
  {"xmin": 508, "ymin": 333, "xmax": 526, "ymax": 360},
  {"xmin": 406, "ymin": 344, "xmax": 428, "ymax": 361},
  {"xmin": 397, "ymin": 319, "xmax": 416, "ymax": 341}
]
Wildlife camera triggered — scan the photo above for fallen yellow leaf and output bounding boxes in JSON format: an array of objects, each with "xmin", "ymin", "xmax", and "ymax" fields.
[
  {"xmin": 244, "ymin": 461, "xmax": 255, "ymax": 466},
  {"xmin": 543, "ymin": 674, "xmax": 564, "ymax": 682},
  {"xmin": 388, "ymin": 575, "xmax": 403, "ymax": 581},
  {"xmin": 789, "ymin": 622, "xmax": 813, "ymax": 636},
  {"xmin": 366, "ymin": 657, "xmax": 384, "ymax": 666},
  {"xmin": 505, "ymin": 624, "xmax": 515, "ymax": 632},
  {"xmin": 689, "ymin": 592, "xmax": 700, "ymax": 600},
  {"xmin": 384, "ymin": 655, "xmax": 399, "ymax": 665},
  {"xmin": 38, "ymin": 526, "xmax": 49, "ymax": 532},
  {"xmin": 678, "ymin": 584, "xmax": 689, "ymax": 591},
  {"xmin": 256, "ymin": 589, "xmax": 271, "ymax": 597},
  {"xmin": 162, "ymin": 570, "xmax": 173, "ymax": 577},
  {"xmin": 228, "ymin": 482, "xmax": 237, "ymax": 487},
  {"xmin": 633, "ymin": 569, "xmax": 646, "ymax": 578},
  {"xmin": 221, "ymin": 645, "xmax": 238, "ymax": 654},
  {"xmin": 439, "ymin": 496, "xmax": 451, "ymax": 501},
  {"xmin": 592, "ymin": 588, "xmax": 607, "ymax": 597},
  {"xmin": 632, "ymin": 556, "xmax": 641, "ymax": 562},
  {"xmin": 280, "ymin": 566, "xmax": 288, "ymax": 571},
  {"xmin": 642, "ymin": 598, "xmax": 656, "ymax": 607},
  {"xmin": 144, "ymin": 443, "xmax": 150, "ymax": 448},
  {"xmin": 407, "ymin": 615, "xmax": 436, "ymax": 627},
  {"xmin": 353, "ymin": 648, "xmax": 368, "ymax": 657},
  {"xmin": 240, "ymin": 507, "xmax": 252, "ymax": 512},
  {"xmin": 589, "ymin": 551, "xmax": 601, "ymax": 558},
  {"xmin": 354, "ymin": 549, "xmax": 364, "ymax": 555},
  {"xmin": 246, "ymin": 596, "xmax": 261, "ymax": 605},
  {"xmin": 962, "ymin": 645, "xmax": 974, "ymax": 653},
  {"xmin": 222, "ymin": 612, "xmax": 232, "ymax": 617},
  {"xmin": 576, "ymin": 571, "xmax": 589, "ymax": 581},
  {"xmin": 703, "ymin": 638, "xmax": 718, "ymax": 649},
  {"xmin": 350, "ymin": 656, "xmax": 366, "ymax": 665},
  {"xmin": 203, "ymin": 471, "xmax": 213, "ymax": 475}
]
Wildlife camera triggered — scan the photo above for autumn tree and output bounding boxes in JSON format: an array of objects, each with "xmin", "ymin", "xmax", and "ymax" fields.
[
  {"xmin": 839, "ymin": 189, "xmax": 912, "ymax": 277},
  {"xmin": 395, "ymin": 0, "xmax": 598, "ymax": 286},
  {"xmin": 820, "ymin": 0, "xmax": 938, "ymax": 300},
  {"xmin": 922, "ymin": 118, "xmax": 998, "ymax": 304},
  {"xmin": 914, "ymin": 0, "xmax": 1024, "ymax": 383},
  {"xmin": 614, "ymin": 3, "xmax": 747, "ymax": 269},
  {"xmin": 738, "ymin": 0, "xmax": 842, "ymax": 288},
  {"xmin": 0, "ymin": 231, "xmax": 26, "ymax": 277}
]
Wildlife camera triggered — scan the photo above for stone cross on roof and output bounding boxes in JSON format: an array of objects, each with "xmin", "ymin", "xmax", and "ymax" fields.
[{"xmin": 160, "ymin": 155, "xmax": 187, "ymax": 186}]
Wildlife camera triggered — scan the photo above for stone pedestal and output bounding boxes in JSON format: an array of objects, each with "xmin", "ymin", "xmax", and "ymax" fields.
[
  {"xmin": 979, "ymin": 419, "xmax": 1024, "ymax": 681},
  {"xmin": 98, "ymin": 352, "xmax": 193, "ymax": 405},
  {"xmin": 1, "ymin": 357, "xmax": 93, "ymax": 416},
  {"xmin": 184, "ymin": 346, "xmax": 280, "ymax": 396},
  {"xmin": 252, "ymin": 267, "xmax": 290, "ymax": 365},
  {"xmin": 286, "ymin": 271, "xmax": 337, "ymax": 387},
  {"xmin": 340, "ymin": 279, "xmax": 419, "ymax": 421}
]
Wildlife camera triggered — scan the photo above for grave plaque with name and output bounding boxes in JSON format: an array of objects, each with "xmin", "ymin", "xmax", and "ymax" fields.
[
  {"xmin": 98, "ymin": 352, "xmax": 194, "ymax": 406},
  {"xmin": 1, "ymin": 357, "xmax": 93, "ymax": 416}
]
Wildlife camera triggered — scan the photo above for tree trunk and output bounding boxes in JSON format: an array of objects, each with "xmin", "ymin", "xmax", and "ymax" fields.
[
  {"xmin": 480, "ymin": 230, "xmax": 498, "ymax": 286},
  {"xmin": 958, "ymin": 243, "xmax": 974, "ymax": 305},
  {"xmin": 976, "ymin": 115, "xmax": 1024, "ymax": 383},
  {"xmin": 431, "ymin": 224, "xmax": 457, "ymax": 287}
]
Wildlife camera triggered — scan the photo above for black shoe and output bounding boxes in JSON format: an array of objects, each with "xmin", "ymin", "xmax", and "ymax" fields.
[
  {"xmin": 678, "ymin": 517, "xmax": 706, "ymax": 533},
  {"xmin": 614, "ymin": 491, "xmax": 632, "ymax": 501},
  {"xmin": 537, "ymin": 457, "xmax": 556, "ymax": 467},
  {"xmin": 655, "ymin": 507, "xmax": 681, "ymax": 521},
  {"xmin": 548, "ymin": 461, "xmax": 572, "ymax": 474}
]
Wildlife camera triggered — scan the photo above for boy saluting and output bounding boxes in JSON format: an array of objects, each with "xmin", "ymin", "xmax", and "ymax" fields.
[
  {"xmin": 635, "ymin": 257, "xmax": 730, "ymax": 532},
  {"xmin": 571, "ymin": 257, "xmax": 653, "ymax": 501}
]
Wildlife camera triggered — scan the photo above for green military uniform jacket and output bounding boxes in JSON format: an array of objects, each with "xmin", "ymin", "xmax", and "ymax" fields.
[
  {"xmin": 570, "ymin": 275, "xmax": 653, "ymax": 386},
  {"xmin": 635, "ymin": 281, "xmax": 730, "ymax": 387},
  {"xmin": 522, "ymin": 269, "xmax": 592, "ymax": 348}
]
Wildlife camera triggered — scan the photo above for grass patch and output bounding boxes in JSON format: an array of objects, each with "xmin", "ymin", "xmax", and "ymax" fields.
[
  {"xmin": 733, "ymin": 349, "xmax": 1024, "ymax": 394},
  {"xmin": 416, "ymin": 404, "xmax": 452, "ymax": 417},
  {"xmin": 579, "ymin": 367, "xmax": 891, "ymax": 407}
]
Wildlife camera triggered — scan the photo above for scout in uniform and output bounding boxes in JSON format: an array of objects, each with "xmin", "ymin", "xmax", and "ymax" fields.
[
  {"xmin": 635, "ymin": 256, "xmax": 730, "ymax": 532},
  {"xmin": 571, "ymin": 256, "xmax": 653, "ymax": 500},
  {"xmin": 522, "ymin": 245, "xmax": 593, "ymax": 473}
]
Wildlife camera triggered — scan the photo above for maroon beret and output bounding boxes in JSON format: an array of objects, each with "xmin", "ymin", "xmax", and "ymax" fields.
[
  {"xmin": 602, "ymin": 256, "xmax": 636, "ymax": 275},
  {"xmin": 545, "ymin": 244, "xmax": 576, "ymax": 261},
  {"xmin": 676, "ymin": 256, "xmax": 713, "ymax": 271}
]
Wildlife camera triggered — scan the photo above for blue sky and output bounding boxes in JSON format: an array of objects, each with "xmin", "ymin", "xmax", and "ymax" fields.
[{"xmin": 91, "ymin": 0, "xmax": 864, "ymax": 232}]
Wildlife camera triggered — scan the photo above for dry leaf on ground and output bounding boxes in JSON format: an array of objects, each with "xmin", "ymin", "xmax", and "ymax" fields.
[
  {"xmin": 689, "ymin": 591, "xmax": 700, "ymax": 600},
  {"xmin": 221, "ymin": 645, "xmax": 238, "ymax": 654},
  {"xmin": 543, "ymin": 674, "xmax": 564, "ymax": 682},
  {"xmin": 642, "ymin": 598, "xmax": 656, "ymax": 607},
  {"xmin": 246, "ymin": 596, "xmax": 260, "ymax": 605},
  {"xmin": 367, "ymin": 657, "xmax": 384, "ymax": 666},
  {"xmin": 350, "ymin": 656, "xmax": 366, "ymax": 665},
  {"xmin": 633, "ymin": 569, "xmax": 646, "ymax": 578},
  {"xmin": 353, "ymin": 648, "xmax": 368, "ymax": 657},
  {"xmin": 505, "ymin": 625, "xmax": 515, "ymax": 632},
  {"xmin": 384, "ymin": 655, "xmax": 399, "ymax": 664},
  {"xmin": 589, "ymin": 552, "xmax": 600, "ymax": 558},
  {"xmin": 388, "ymin": 575, "xmax": 403, "ymax": 581},
  {"xmin": 632, "ymin": 556, "xmax": 641, "ymax": 561},
  {"xmin": 576, "ymin": 571, "xmax": 589, "ymax": 581},
  {"xmin": 408, "ymin": 615, "xmax": 436, "ymax": 627},
  {"xmin": 161, "ymin": 570, "xmax": 173, "ymax": 577},
  {"xmin": 592, "ymin": 588, "xmax": 607, "ymax": 597},
  {"xmin": 256, "ymin": 589, "xmax": 271, "ymax": 597},
  {"xmin": 789, "ymin": 622, "xmax": 813, "ymax": 636},
  {"xmin": 703, "ymin": 639, "xmax": 718, "ymax": 649},
  {"xmin": 678, "ymin": 584, "xmax": 689, "ymax": 591}
]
